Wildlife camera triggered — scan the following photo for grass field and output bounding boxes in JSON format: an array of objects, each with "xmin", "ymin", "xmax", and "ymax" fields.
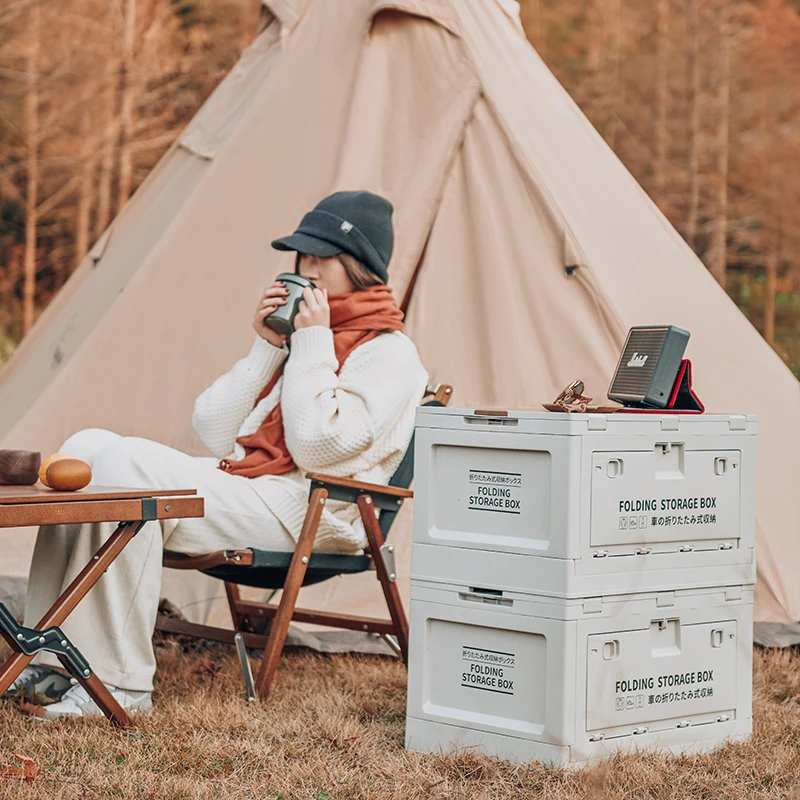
[{"xmin": 0, "ymin": 641, "xmax": 797, "ymax": 799}]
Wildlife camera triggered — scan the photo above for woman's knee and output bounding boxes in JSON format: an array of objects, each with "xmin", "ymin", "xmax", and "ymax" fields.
[
  {"xmin": 91, "ymin": 437, "xmax": 186, "ymax": 488},
  {"xmin": 61, "ymin": 429, "xmax": 122, "ymax": 466}
]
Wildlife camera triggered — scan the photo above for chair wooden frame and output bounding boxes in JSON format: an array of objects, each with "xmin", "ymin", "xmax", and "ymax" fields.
[{"xmin": 157, "ymin": 383, "xmax": 452, "ymax": 700}]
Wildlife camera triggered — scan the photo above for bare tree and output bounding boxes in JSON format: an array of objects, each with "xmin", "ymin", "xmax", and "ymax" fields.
[
  {"xmin": 22, "ymin": 3, "xmax": 41, "ymax": 334},
  {"xmin": 117, "ymin": 0, "xmax": 137, "ymax": 214},
  {"xmin": 74, "ymin": 98, "xmax": 95, "ymax": 268},
  {"xmin": 654, "ymin": 0, "xmax": 670, "ymax": 200},
  {"xmin": 686, "ymin": 0, "xmax": 701, "ymax": 247},
  {"xmin": 708, "ymin": 4, "xmax": 731, "ymax": 288},
  {"xmin": 94, "ymin": 4, "xmax": 120, "ymax": 240},
  {"xmin": 764, "ymin": 231, "xmax": 780, "ymax": 345}
]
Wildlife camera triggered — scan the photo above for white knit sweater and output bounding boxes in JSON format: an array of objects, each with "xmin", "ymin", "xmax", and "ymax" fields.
[{"xmin": 192, "ymin": 327, "xmax": 428, "ymax": 552}]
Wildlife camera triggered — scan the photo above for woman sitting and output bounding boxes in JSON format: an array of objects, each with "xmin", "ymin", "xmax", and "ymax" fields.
[{"xmin": 10, "ymin": 190, "xmax": 428, "ymax": 718}]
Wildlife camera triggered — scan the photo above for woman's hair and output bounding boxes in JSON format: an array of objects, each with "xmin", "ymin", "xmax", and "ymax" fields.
[
  {"xmin": 294, "ymin": 252, "xmax": 384, "ymax": 290},
  {"xmin": 337, "ymin": 253, "xmax": 384, "ymax": 290}
]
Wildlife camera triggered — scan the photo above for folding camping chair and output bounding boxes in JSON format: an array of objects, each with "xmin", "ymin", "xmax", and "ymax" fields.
[{"xmin": 157, "ymin": 383, "xmax": 453, "ymax": 700}]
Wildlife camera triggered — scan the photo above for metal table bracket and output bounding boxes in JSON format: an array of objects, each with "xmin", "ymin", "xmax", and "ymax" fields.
[
  {"xmin": 141, "ymin": 497, "xmax": 158, "ymax": 522},
  {"xmin": 0, "ymin": 603, "xmax": 92, "ymax": 679}
]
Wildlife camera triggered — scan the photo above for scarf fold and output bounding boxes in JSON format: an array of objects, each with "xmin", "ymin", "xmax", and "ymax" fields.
[{"xmin": 219, "ymin": 284, "xmax": 404, "ymax": 478}]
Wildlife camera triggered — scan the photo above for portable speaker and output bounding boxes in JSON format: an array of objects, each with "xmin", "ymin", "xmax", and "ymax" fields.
[{"xmin": 608, "ymin": 325, "xmax": 690, "ymax": 408}]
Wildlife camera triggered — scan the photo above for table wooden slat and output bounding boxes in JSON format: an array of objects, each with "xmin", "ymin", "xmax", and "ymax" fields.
[
  {"xmin": 0, "ymin": 496, "xmax": 204, "ymax": 528},
  {"xmin": 0, "ymin": 485, "xmax": 197, "ymax": 505}
]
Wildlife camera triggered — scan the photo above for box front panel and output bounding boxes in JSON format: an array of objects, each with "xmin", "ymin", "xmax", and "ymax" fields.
[
  {"xmin": 590, "ymin": 448, "xmax": 741, "ymax": 551},
  {"xmin": 586, "ymin": 619, "xmax": 738, "ymax": 733}
]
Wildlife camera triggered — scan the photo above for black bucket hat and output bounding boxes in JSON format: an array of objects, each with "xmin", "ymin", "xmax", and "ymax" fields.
[{"xmin": 271, "ymin": 190, "xmax": 394, "ymax": 282}]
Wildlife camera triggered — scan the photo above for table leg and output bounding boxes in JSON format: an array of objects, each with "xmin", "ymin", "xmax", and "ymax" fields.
[
  {"xmin": 0, "ymin": 520, "xmax": 141, "ymax": 705},
  {"xmin": 56, "ymin": 655, "xmax": 132, "ymax": 728}
]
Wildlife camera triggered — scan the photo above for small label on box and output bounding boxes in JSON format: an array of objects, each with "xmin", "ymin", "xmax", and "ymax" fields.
[
  {"xmin": 461, "ymin": 646, "xmax": 516, "ymax": 696},
  {"xmin": 467, "ymin": 470, "xmax": 523, "ymax": 515}
]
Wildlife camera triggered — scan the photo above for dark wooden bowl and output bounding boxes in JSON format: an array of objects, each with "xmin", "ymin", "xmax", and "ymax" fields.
[{"xmin": 0, "ymin": 450, "xmax": 41, "ymax": 486}]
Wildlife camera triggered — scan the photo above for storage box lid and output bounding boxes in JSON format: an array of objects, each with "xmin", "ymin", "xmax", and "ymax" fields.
[{"xmin": 415, "ymin": 407, "xmax": 758, "ymax": 436}]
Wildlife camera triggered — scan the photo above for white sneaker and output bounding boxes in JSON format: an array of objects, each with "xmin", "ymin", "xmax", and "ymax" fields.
[
  {"xmin": 42, "ymin": 679, "xmax": 152, "ymax": 720},
  {"xmin": 3, "ymin": 665, "xmax": 71, "ymax": 703}
]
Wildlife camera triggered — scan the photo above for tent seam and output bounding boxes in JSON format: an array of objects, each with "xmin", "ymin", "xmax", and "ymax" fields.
[{"xmin": 401, "ymin": 82, "xmax": 482, "ymax": 311}]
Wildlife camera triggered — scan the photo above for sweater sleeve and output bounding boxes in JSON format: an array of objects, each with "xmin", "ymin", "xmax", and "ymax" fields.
[
  {"xmin": 281, "ymin": 327, "xmax": 427, "ymax": 471},
  {"xmin": 192, "ymin": 335, "xmax": 288, "ymax": 458}
]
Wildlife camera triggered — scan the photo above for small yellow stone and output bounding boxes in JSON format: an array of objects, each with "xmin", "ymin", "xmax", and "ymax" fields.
[{"xmin": 38, "ymin": 453, "xmax": 73, "ymax": 487}]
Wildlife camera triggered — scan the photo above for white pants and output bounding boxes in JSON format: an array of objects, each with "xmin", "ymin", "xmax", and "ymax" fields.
[{"xmin": 24, "ymin": 429, "xmax": 295, "ymax": 692}]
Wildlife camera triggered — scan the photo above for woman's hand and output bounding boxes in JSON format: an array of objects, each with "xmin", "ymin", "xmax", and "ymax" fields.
[
  {"xmin": 253, "ymin": 281, "xmax": 290, "ymax": 347},
  {"xmin": 294, "ymin": 287, "xmax": 330, "ymax": 330}
]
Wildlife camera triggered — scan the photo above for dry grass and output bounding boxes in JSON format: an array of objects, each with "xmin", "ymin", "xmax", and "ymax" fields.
[{"xmin": 0, "ymin": 643, "xmax": 797, "ymax": 799}]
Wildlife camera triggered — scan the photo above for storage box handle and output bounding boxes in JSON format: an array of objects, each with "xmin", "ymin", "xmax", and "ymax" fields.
[
  {"xmin": 464, "ymin": 410, "xmax": 519, "ymax": 427},
  {"xmin": 458, "ymin": 590, "xmax": 513, "ymax": 607}
]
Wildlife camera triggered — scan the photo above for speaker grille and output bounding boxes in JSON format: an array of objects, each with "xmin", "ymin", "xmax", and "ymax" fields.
[{"xmin": 610, "ymin": 328, "xmax": 668, "ymax": 400}]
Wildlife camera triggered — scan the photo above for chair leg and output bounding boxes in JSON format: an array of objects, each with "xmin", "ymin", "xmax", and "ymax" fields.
[
  {"xmin": 357, "ymin": 495, "xmax": 409, "ymax": 664},
  {"xmin": 254, "ymin": 486, "xmax": 328, "ymax": 700},
  {"xmin": 224, "ymin": 582, "xmax": 249, "ymax": 631}
]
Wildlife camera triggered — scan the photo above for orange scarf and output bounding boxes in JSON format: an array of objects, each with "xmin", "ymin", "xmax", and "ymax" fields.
[{"xmin": 219, "ymin": 284, "xmax": 404, "ymax": 478}]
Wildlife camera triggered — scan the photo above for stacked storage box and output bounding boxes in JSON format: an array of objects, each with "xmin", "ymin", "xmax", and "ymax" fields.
[{"xmin": 405, "ymin": 407, "xmax": 757, "ymax": 767}]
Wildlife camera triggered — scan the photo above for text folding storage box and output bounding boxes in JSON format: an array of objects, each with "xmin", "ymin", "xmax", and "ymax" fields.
[
  {"xmin": 411, "ymin": 408, "xmax": 757, "ymax": 598},
  {"xmin": 405, "ymin": 581, "xmax": 753, "ymax": 767}
]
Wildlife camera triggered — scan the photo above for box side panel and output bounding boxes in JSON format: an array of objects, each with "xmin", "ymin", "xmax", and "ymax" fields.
[
  {"xmin": 586, "ymin": 619, "xmax": 738, "ymax": 732},
  {"xmin": 590, "ymin": 448, "xmax": 741, "ymax": 550}
]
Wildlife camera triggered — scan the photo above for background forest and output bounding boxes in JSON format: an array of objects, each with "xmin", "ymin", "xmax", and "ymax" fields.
[{"xmin": 0, "ymin": 0, "xmax": 798, "ymax": 375}]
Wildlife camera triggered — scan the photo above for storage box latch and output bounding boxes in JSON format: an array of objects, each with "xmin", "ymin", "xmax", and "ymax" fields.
[
  {"xmin": 459, "ymin": 587, "xmax": 513, "ymax": 607},
  {"xmin": 725, "ymin": 586, "xmax": 743, "ymax": 601},
  {"xmin": 656, "ymin": 591, "xmax": 675, "ymax": 608},
  {"xmin": 602, "ymin": 640, "xmax": 619, "ymax": 660},
  {"xmin": 587, "ymin": 416, "xmax": 607, "ymax": 431},
  {"xmin": 583, "ymin": 597, "xmax": 603, "ymax": 614}
]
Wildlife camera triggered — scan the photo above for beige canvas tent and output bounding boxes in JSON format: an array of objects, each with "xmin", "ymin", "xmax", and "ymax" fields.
[{"xmin": 1, "ymin": 0, "xmax": 799, "ymax": 639}]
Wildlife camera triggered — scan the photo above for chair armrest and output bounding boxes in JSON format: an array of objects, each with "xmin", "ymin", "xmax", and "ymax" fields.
[
  {"xmin": 306, "ymin": 473, "xmax": 412, "ymax": 511},
  {"xmin": 306, "ymin": 473, "xmax": 413, "ymax": 498},
  {"xmin": 425, "ymin": 383, "xmax": 453, "ymax": 406}
]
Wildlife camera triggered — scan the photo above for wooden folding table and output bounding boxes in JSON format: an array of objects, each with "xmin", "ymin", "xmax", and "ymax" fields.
[{"xmin": 0, "ymin": 485, "xmax": 204, "ymax": 727}]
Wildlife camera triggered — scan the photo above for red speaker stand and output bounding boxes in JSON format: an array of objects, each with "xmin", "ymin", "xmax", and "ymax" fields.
[{"xmin": 621, "ymin": 360, "xmax": 705, "ymax": 414}]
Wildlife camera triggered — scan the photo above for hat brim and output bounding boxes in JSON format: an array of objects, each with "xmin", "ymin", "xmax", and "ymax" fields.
[{"xmin": 271, "ymin": 232, "xmax": 344, "ymax": 258}]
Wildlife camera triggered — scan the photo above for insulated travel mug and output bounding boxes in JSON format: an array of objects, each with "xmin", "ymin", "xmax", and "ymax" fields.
[{"xmin": 263, "ymin": 273, "xmax": 316, "ymax": 336}]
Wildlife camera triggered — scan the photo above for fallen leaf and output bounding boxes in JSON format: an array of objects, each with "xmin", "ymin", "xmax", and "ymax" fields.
[
  {"xmin": 17, "ymin": 697, "xmax": 46, "ymax": 718},
  {"xmin": 204, "ymin": 761, "xmax": 233, "ymax": 779},
  {"xmin": 193, "ymin": 660, "xmax": 223, "ymax": 683},
  {"xmin": 0, "ymin": 753, "xmax": 38, "ymax": 783}
]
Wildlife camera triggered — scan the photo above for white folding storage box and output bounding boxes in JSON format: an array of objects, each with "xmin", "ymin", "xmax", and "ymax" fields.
[
  {"xmin": 411, "ymin": 408, "xmax": 757, "ymax": 597},
  {"xmin": 405, "ymin": 580, "xmax": 753, "ymax": 767}
]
